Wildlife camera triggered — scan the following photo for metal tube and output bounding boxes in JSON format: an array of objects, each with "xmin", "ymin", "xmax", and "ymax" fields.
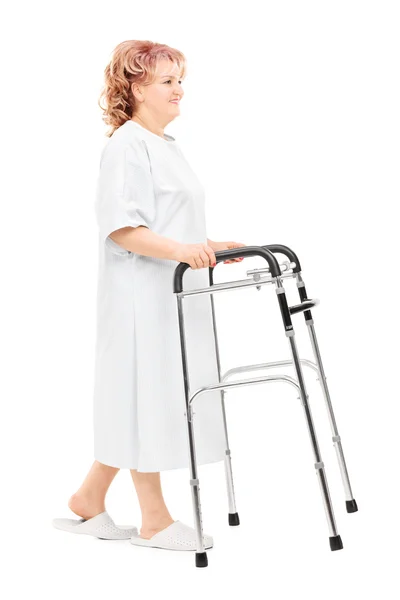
[
  {"xmin": 306, "ymin": 319, "xmax": 355, "ymax": 502},
  {"xmin": 209, "ymin": 291, "xmax": 237, "ymax": 515},
  {"xmin": 176, "ymin": 295, "xmax": 206, "ymax": 555},
  {"xmin": 220, "ymin": 358, "xmax": 319, "ymax": 384},
  {"xmin": 176, "ymin": 272, "xmax": 296, "ymax": 299},
  {"xmin": 188, "ymin": 374, "xmax": 301, "ymax": 408},
  {"xmin": 287, "ymin": 332, "xmax": 339, "ymax": 538}
]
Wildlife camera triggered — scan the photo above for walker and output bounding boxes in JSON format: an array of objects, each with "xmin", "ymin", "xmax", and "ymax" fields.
[{"xmin": 173, "ymin": 244, "xmax": 358, "ymax": 568}]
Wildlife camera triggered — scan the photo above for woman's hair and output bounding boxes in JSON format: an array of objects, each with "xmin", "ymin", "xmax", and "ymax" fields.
[{"xmin": 98, "ymin": 40, "xmax": 187, "ymax": 137}]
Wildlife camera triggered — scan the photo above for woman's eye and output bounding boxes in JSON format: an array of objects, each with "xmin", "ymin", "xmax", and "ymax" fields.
[{"xmin": 165, "ymin": 80, "xmax": 182, "ymax": 84}]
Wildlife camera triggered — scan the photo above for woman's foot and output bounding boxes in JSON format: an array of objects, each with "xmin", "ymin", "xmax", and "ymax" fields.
[
  {"xmin": 139, "ymin": 515, "xmax": 175, "ymax": 539},
  {"xmin": 68, "ymin": 493, "xmax": 106, "ymax": 520}
]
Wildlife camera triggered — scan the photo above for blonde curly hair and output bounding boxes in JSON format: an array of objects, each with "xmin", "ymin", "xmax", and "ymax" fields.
[{"xmin": 98, "ymin": 40, "xmax": 187, "ymax": 137}]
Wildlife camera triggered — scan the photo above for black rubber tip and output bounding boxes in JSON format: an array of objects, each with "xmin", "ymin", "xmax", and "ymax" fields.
[
  {"xmin": 195, "ymin": 552, "xmax": 208, "ymax": 567},
  {"xmin": 329, "ymin": 535, "xmax": 343, "ymax": 551},
  {"xmin": 346, "ymin": 499, "xmax": 358, "ymax": 513},
  {"xmin": 229, "ymin": 512, "xmax": 240, "ymax": 526}
]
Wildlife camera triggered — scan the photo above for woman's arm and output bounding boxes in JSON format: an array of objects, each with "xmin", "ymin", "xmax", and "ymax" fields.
[
  {"xmin": 110, "ymin": 226, "xmax": 181, "ymax": 259},
  {"xmin": 109, "ymin": 226, "xmax": 218, "ymax": 266}
]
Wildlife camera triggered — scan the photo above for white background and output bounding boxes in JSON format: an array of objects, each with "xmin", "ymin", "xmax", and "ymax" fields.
[{"xmin": 1, "ymin": 0, "xmax": 399, "ymax": 597}]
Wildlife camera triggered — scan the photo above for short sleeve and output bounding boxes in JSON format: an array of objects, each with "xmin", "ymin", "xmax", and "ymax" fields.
[{"xmin": 94, "ymin": 138, "xmax": 156, "ymax": 256}]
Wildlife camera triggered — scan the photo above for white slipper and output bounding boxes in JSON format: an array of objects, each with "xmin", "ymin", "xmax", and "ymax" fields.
[
  {"xmin": 52, "ymin": 510, "xmax": 138, "ymax": 540},
  {"xmin": 130, "ymin": 520, "xmax": 213, "ymax": 551}
]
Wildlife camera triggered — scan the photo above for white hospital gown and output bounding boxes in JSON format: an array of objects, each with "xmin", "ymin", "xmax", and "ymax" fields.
[{"xmin": 93, "ymin": 119, "xmax": 227, "ymax": 472}]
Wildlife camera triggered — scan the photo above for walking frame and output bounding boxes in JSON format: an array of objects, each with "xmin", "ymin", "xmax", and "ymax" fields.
[{"xmin": 173, "ymin": 244, "xmax": 358, "ymax": 568}]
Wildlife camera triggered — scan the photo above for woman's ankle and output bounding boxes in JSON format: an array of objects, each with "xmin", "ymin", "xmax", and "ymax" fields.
[
  {"xmin": 141, "ymin": 511, "xmax": 174, "ymax": 530},
  {"xmin": 68, "ymin": 493, "xmax": 106, "ymax": 519},
  {"xmin": 140, "ymin": 515, "xmax": 175, "ymax": 536}
]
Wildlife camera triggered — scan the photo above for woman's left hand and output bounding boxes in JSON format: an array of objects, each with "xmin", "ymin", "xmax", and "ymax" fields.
[{"xmin": 211, "ymin": 241, "xmax": 247, "ymax": 264}]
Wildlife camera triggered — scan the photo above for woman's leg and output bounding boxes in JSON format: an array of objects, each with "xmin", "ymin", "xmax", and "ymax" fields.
[
  {"xmin": 68, "ymin": 460, "xmax": 119, "ymax": 520},
  {"xmin": 130, "ymin": 470, "xmax": 174, "ymax": 539}
]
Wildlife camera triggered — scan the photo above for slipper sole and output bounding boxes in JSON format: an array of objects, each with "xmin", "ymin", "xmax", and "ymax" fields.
[{"xmin": 130, "ymin": 533, "xmax": 213, "ymax": 551}]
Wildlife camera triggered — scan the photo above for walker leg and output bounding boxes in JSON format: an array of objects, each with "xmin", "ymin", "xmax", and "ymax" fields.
[
  {"xmin": 225, "ymin": 448, "xmax": 240, "ymax": 526},
  {"xmin": 209, "ymin": 290, "xmax": 240, "ymax": 526},
  {"xmin": 186, "ymin": 416, "xmax": 208, "ymax": 567},
  {"xmin": 308, "ymin": 319, "xmax": 358, "ymax": 513},
  {"xmin": 176, "ymin": 295, "xmax": 209, "ymax": 567},
  {"xmin": 275, "ymin": 281, "xmax": 343, "ymax": 551},
  {"xmin": 297, "ymin": 276, "xmax": 358, "ymax": 513},
  {"xmin": 289, "ymin": 330, "xmax": 343, "ymax": 550}
]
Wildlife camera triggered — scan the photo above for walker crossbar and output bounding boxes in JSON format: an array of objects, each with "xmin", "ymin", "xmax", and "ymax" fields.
[
  {"xmin": 173, "ymin": 243, "xmax": 358, "ymax": 568},
  {"xmin": 222, "ymin": 358, "xmax": 320, "ymax": 379},
  {"xmin": 188, "ymin": 373, "xmax": 301, "ymax": 410}
]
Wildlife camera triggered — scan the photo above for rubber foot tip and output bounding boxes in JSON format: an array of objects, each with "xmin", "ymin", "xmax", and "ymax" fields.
[
  {"xmin": 329, "ymin": 535, "xmax": 343, "ymax": 551},
  {"xmin": 346, "ymin": 499, "xmax": 358, "ymax": 513},
  {"xmin": 195, "ymin": 552, "xmax": 208, "ymax": 567},
  {"xmin": 229, "ymin": 512, "xmax": 240, "ymax": 526}
]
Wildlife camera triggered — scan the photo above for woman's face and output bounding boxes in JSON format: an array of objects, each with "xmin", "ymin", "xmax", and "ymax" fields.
[{"xmin": 134, "ymin": 59, "xmax": 185, "ymax": 121}]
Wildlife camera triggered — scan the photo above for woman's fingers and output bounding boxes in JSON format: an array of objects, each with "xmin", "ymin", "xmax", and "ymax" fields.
[{"xmin": 224, "ymin": 257, "xmax": 244, "ymax": 264}]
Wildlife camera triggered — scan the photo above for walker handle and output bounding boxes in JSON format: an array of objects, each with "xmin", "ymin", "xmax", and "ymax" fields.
[
  {"xmin": 173, "ymin": 246, "xmax": 281, "ymax": 293},
  {"xmin": 262, "ymin": 244, "xmax": 302, "ymax": 273}
]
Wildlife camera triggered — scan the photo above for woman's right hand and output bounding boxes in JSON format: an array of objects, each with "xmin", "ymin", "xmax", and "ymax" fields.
[{"xmin": 173, "ymin": 243, "xmax": 217, "ymax": 269}]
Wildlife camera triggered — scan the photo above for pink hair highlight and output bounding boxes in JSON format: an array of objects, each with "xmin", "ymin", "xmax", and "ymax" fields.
[{"xmin": 98, "ymin": 40, "xmax": 187, "ymax": 137}]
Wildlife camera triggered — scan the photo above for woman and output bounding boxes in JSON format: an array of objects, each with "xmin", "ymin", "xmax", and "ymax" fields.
[{"xmin": 53, "ymin": 40, "xmax": 245, "ymax": 550}]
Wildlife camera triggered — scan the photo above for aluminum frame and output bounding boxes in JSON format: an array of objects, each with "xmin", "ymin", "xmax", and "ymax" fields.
[{"xmin": 174, "ymin": 255, "xmax": 357, "ymax": 568}]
